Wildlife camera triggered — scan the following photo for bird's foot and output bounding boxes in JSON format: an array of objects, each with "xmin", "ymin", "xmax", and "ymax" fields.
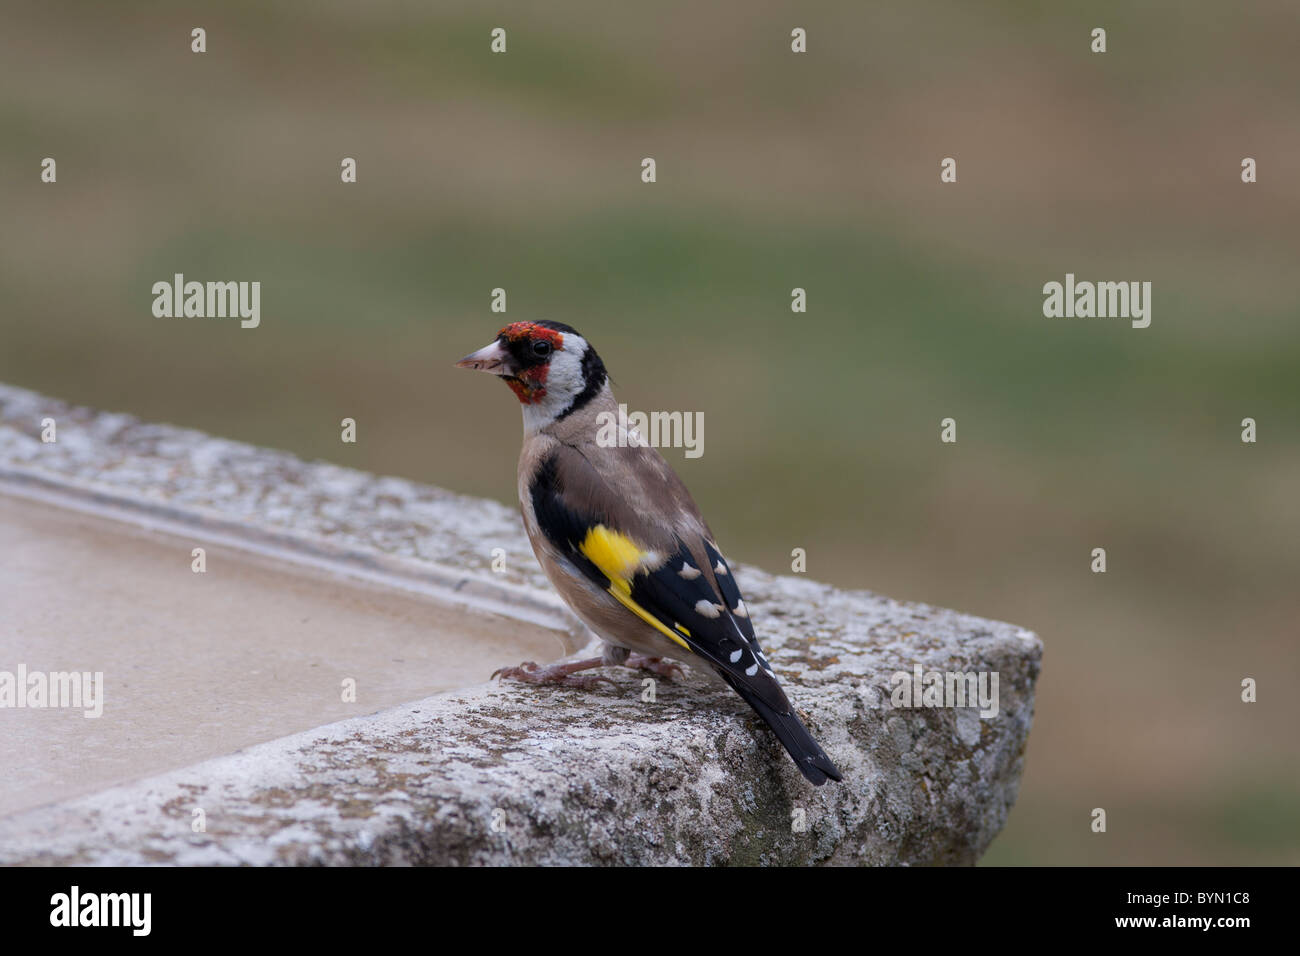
[
  {"xmin": 491, "ymin": 657, "xmax": 617, "ymax": 690},
  {"xmin": 625, "ymin": 654, "xmax": 685, "ymax": 681}
]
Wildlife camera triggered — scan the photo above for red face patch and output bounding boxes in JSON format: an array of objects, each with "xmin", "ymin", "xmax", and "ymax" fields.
[
  {"xmin": 497, "ymin": 322, "xmax": 564, "ymax": 348},
  {"xmin": 494, "ymin": 322, "xmax": 560, "ymax": 405},
  {"xmin": 506, "ymin": 364, "xmax": 549, "ymax": 404}
]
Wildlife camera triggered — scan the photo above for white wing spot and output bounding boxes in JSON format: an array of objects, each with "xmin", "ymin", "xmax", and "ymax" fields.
[
  {"xmin": 678, "ymin": 562, "xmax": 701, "ymax": 580},
  {"xmin": 714, "ymin": 561, "xmax": 728, "ymax": 576},
  {"xmin": 694, "ymin": 599, "xmax": 721, "ymax": 619},
  {"xmin": 729, "ymin": 649, "xmax": 743, "ymax": 663},
  {"xmin": 733, "ymin": 600, "xmax": 748, "ymax": 618}
]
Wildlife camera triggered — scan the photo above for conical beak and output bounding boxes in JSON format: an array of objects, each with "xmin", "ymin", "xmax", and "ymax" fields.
[{"xmin": 455, "ymin": 340, "xmax": 511, "ymax": 375}]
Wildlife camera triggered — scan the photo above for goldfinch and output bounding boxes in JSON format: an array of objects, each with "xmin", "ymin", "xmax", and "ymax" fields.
[{"xmin": 456, "ymin": 321, "xmax": 842, "ymax": 785}]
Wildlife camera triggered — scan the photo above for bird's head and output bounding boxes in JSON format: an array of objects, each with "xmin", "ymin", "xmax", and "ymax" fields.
[{"xmin": 456, "ymin": 320, "xmax": 608, "ymax": 429}]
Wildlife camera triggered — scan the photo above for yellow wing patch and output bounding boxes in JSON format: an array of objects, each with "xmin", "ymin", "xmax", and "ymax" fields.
[
  {"xmin": 580, "ymin": 525, "xmax": 644, "ymax": 587},
  {"xmin": 580, "ymin": 525, "xmax": 691, "ymax": 653}
]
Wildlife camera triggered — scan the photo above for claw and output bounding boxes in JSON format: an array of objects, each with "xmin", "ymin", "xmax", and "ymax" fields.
[
  {"xmin": 491, "ymin": 657, "xmax": 618, "ymax": 689},
  {"xmin": 492, "ymin": 661, "xmax": 539, "ymax": 680}
]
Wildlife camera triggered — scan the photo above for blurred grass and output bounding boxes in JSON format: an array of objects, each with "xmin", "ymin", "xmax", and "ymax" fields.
[{"xmin": 2, "ymin": 0, "xmax": 1298, "ymax": 863}]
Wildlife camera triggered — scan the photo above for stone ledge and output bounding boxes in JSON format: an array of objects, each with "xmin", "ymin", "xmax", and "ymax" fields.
[{"xmin": 0, "ymin": 383, "xmax": 1042, "ymax": 865}]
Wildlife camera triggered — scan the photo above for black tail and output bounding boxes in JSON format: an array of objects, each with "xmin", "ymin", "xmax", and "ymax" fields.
[{"xmin": 717, "ymin": 670, "xmax": 843, "ymax": 785}]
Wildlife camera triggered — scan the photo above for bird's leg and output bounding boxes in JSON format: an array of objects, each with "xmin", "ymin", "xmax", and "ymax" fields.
[
  {"xmin": 603, "ymin": 643, "xmax": 683, "ymax": 680},
  {"xmin": 624, "ymin": 654, "xmax": 685, "ymax": 681},
  {"xmin": 491, "ymin": 658, "xmax": 617, "ymax": 690},
  {"xmin": 599, "ymin": 644, "xmax": 681, "ymax": 680}
]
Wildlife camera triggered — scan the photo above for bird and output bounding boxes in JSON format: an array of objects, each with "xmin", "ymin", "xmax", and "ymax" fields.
[{"xmin": 456, "ymin": 320, "xmax": 842, "ymax": 785}]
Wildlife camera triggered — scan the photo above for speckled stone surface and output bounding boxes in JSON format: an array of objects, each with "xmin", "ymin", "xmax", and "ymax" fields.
[{"xmin": 0, "ymin": 384, "xmax": 1042, "ymax": 865}]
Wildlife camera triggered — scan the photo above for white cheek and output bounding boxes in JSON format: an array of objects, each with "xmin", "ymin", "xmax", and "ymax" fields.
[{"xmin": 546, "ymin": 348, "xmax": 584, "ymax": 396}]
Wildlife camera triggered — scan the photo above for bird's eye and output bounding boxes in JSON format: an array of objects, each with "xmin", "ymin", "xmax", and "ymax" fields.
[{"xmin": 531, "ymin": 340, "xmax": 552, "ymax": 357}]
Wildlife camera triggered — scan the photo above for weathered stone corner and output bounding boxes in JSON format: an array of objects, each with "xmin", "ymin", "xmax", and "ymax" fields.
[{"xmin": 0, "ymin": 383, "xmax": 1041, "ymax": 865}]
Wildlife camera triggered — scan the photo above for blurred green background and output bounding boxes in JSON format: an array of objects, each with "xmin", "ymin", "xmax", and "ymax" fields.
[{"xmin": 3, "ymin": 0, "xmax": 1297, "ymax": 864}]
